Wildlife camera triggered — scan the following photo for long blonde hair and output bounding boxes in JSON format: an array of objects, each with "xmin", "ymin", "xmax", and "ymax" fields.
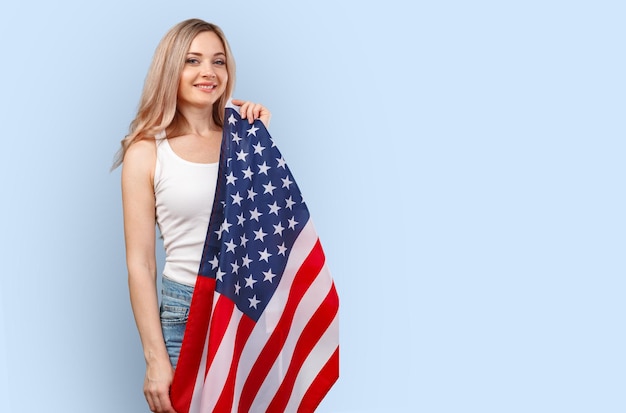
[{"xmin": 112, "ymin": 18, "xmax": 236, "ymax": 169}]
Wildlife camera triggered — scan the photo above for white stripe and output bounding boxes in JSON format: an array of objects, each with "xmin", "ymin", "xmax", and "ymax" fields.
[
  {"xmin": 230, "ymin": 220, "xmax": 319, "ymax": 408},
  {"xmin": 249, "ymin": 264, "xmax": 335, "ymax": 412},
  {"xmin": 198, "ymin": 304, "xmax": 243, "ymax": 412},
  {"xmin": 188, "ymin": 323, "xmax": 211, "ymax": 413},
  {"xmin": 188, "ymin": 289, "xmax": 222, "ymax": 413},
  {"xmin": 284, "ymin": 312, "xmax": 339, "ymax": 412}
]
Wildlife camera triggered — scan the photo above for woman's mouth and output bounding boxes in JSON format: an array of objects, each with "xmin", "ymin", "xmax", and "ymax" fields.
[{"xmin": 195, "ymin": 83, "xmax": 217, "ymax": 91}]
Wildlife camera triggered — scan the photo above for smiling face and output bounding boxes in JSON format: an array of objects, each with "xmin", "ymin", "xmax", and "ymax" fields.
[{"xmin": 177, "ymin": 31, "xmax": 228, "ymax": 110}]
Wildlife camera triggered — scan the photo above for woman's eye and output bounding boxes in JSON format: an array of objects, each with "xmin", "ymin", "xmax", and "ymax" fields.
[
  {"xmin": 186, "ymin": 58, "xmax": 199, "ymax": 64},
  {"xmin": 214, "ymin": 59, "xmax": 225, "ymax": 66}
]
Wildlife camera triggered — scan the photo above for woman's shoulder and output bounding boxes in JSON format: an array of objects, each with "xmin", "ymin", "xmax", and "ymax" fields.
[
  {"xmin": 125, "ymin": 138, "xmax": 157, "ymax": 160},
  {"xmin": 122, "ymin": 138, "xmax": 158, "ymax": 176}
]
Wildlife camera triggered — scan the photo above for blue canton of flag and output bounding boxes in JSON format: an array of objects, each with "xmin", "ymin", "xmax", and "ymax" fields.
[{"xmin": 198, "ymin": 106, "xmax": 310, "ymax": 322}]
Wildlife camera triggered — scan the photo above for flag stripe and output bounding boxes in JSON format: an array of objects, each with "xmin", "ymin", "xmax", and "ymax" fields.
[
  {"xmin": 237, "ymin": 238, "xmax": 326, "ymax": 411},
  {"xmin": 213, "ymin": 315, "xmax": 256, "ymax": 412},
  {"xmin": 171, "ymin": 277, "xmax": 216, "ymax": 413},
  {"xmin": 298, "ymin": 345, "xmax": 340, "ymax": 413},
  {"xmin": 243, "ymin": 256, "xmax": 337, "ymax": 411},
  {"xmin": 188, "ymin": 325, "xmax": 211, "ymax": 413},
  {"xmin": 198, "ymin": 301, "xmax": 243, "ymax": 412},
  {"xmin": 287, "ymin": 308, "xmax": 339, "ymax": 412},
  {"xmin": 232, "ymin": 220, "xmax": 322, "ymax": 409},
  {"xmin": 205, "ymin": 295, "xmax": 235, "ymax": 376},
  {"xmin": 267, "ymin": 282, "xmax": 340, "ymax": 412},
  {"xmin": 247, "ymin": 274, "xmax": 337, "ymax": 412}
]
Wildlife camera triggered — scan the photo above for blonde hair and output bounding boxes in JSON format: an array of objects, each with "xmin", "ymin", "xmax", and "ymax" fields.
[{"xmin": 112, "ymin": 18, "xmax": 236, "ymax": 169}]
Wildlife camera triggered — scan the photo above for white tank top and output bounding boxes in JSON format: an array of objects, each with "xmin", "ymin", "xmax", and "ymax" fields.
[{"xmin": 154, "ymin": 137, "xmax": 219, "ymax": 286}]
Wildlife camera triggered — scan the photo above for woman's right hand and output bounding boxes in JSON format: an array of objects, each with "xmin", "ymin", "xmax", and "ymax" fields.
[
  {"xmin": 231, "ymin": 98, "xmax": 271, "ymax": 129},
  {"xmin": 144, "ymin": 358, "xmax": 178, "ymax": 413}
]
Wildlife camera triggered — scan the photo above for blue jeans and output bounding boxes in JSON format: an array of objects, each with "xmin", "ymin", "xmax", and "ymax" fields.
[{"xmin": 160, "ymin": 277, "xmax": 193, "ymax": 369}]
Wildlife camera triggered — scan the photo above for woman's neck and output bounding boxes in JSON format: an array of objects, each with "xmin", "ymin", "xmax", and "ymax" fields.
[{"xmin": 177, "ymin": 103, "xmax": 220, "ymax": 137}]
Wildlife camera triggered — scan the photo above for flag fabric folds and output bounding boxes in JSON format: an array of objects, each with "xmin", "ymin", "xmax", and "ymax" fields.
[{"xmin": 170, "ymin": 102, "xmax": 339, "ymax": 413}]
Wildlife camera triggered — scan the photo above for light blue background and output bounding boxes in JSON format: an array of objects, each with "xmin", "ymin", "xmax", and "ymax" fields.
[{"xmin": 1, "ymin": 1, "xmax": 624, "ymax": 412}]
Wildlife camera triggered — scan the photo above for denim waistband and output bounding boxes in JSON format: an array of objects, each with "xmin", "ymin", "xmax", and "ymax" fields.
[{"xmin": 161, "ymin": 276, "xmax": 194, "ymax": 302}]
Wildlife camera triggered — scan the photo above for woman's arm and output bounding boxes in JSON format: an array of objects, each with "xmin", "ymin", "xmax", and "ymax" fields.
[{"xmin": 122, "ymin": 139, "xmax": 177, "ymax": 413}]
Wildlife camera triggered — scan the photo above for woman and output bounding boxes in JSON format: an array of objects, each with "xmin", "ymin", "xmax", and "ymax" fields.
[{"xmin": 114, "ymin": 19, "xmax": 270, "ymax": 413}]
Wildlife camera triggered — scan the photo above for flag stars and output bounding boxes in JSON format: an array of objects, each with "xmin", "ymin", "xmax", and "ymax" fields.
[
  {"xmin": 250, "ymin": 207, "xmax": 263, "ymax": 221},
  {"xmin": 231, "ymin": 192, "xmax": 243, "ymax": 206},
  {"xmin": 241, "ymin": 254, "xmax": 252, "ymax": 268},
  {"xmin": 231, "ymin": 261, "xmax": 240, "ymax": 274},
  {"xmin": 226, "ymin": 172, "xmax": 238, "ymax": 185},
  {"xmin": 253, "ymin": 142, "xmax": 265, "ymax": 155},
  {"xmin": 215, "ymin": 220, "xmax": 232, "ymax": 239},
  {"xmin": 240, "ymin": 234, "xmax": 249, "ymax": 248},
  {"xmin": 273, "ymin": 222, "xmax": 285, "ymax": 236},
  {"xmin": 263, "ymin": 269, "xmax": 277, "ymax": 283},
  {"xmin": 244, "ymin": 274, "xmax": 257, "ymax": 288},
  {"xmin": 263, "ymin": 181, "xmax": 276, "ymax": 195},
  {"xmin": 247, "ymin": 125, "xmax": 259, "ymax": 136},
  {"xmin": 236, "ymin": 149, "xmax": 248, "ymax": 161},
  {"xmin": 253, "ymin": 228, "xmax": 268, "ymax": 242},
  {"xmin": 206, "ymin": 109, "xmax": 316, "ymax": 315},
  {"xmin": 258, "ymin": 162, "xmax": 271, "ymax": 175},
  {"xmin": 268, "ymin": 201, "xmax": 281, "ymax": 215},
  {"xmin": 248, "ymin": 294, "xmax": 261, "ymax": 309},
  {"xmin": 259, "ymin": 248, "xmax": 272, "ymax": 262},
  {"xmin": 288, "ymin": 217, "xmax": 299, "ymax": 229},
  {"xmin": 281, "ymin": 176, "xmax": 293, "ymax": 189},
  {"xmin": 277, "ymin": 243, "xmax": 288, "ymax": 256},
  {"xmin": 221, "ymin": 220, "xmax": 232, "ymax": 234},
  {"xmin": 242, "ymin": 167, "xmax": 254, "ymax": 180},
  {"xmin": 225, "ymin": 239, "xmax": 237, "ymax": 253},
  {"xmin": 237, "ymin": 213, "xmax": 246, "ymax": 226},
  {"xmin": 285, "ymin": 196, "xmax": 296, "ymax": 210},
  {"xmin": 247, "ymin": 188, "xmax": 258, "ymax": 201}
]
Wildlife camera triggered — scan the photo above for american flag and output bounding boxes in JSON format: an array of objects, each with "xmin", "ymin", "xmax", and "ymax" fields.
[{"xmin": 170, "ymin": 102, "xmax": 339, "ymax": 413}]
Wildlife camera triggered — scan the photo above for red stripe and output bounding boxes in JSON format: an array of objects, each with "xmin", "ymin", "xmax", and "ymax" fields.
[
  {"xmin": 267, "ymin": 283, "xmax": 339, "ymax": 412},
  {"xmin": 237, "ymin": 240, "xmax": 326, "ymax": 412},
  {"xmin": 213, "ymin": 315, "xmax": 256, "ymax": 412},
  {"xmin": 298, "ymin": 346, "xmax": 339, "ymax": 413},
  {"xmin": 171, "ymin": 277, "xmax": 216, "ymax": 413},
  {"xmin": 205, "ymin": 295, "xmax": 235, "ymax": 376}
]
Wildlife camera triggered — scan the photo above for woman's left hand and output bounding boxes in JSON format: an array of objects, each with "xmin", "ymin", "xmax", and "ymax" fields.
[{"xmin": 231, "ymin": 99, "xmax": 271, "ymax": 129}]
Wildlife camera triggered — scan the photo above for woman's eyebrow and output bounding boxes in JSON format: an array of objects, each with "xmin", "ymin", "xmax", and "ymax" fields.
[{"xmin": 186, "ymin": 52, "xmax": 226, "ymax": 57}]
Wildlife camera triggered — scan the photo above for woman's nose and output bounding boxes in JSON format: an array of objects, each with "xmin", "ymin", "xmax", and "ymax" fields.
[{"xmin": 201, "ymin": 63, "xmax": 216, "ymax": 78}]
